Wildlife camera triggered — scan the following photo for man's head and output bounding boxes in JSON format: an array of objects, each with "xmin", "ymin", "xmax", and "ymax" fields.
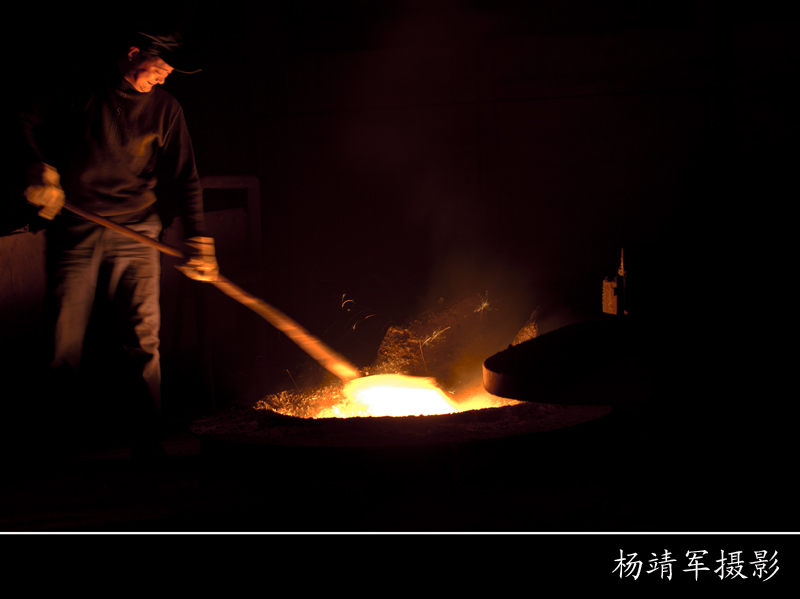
[
  {"xmin": 118, "ymin": 30, "xmax": 199, "ymax": 92},
  {"xmin": 121, "ymin": 48, "xmax": 174, "ymax": 93}
]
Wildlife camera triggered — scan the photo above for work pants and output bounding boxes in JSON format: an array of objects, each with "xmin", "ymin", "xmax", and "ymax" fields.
[{"xmin": 45, "ymin": 210, "xmax": 163, "ymax": 446}]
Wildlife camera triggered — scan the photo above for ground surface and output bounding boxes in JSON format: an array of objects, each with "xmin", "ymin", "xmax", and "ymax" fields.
[
  {"xmin": 0, "ymin": 297, "xmax": 791, "ymax": 533},
  {"xmin": 0, "ymin": 404, "xmax": 789, "ymax": 533}
]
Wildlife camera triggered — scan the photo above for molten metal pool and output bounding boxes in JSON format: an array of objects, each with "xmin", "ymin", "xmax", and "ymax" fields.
[{"xmin": 323, "ymin": 374, "xmax": 458, "ymax": 418}]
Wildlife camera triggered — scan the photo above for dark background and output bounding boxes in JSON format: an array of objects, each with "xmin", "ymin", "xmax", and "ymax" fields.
[{"xmin": 2, "ymin": 1, "xmax": 795, "ymax": 425}]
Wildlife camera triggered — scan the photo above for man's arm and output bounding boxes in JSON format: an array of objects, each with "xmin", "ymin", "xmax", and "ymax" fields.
[
  {"xmin": 161, "ymin": 105, "xmax": 218, "ymax": 281},
  {"xmin": 160, "ymin": 105, "xmax": 205, "ymax": 238},
  {"xmin": 18, "ymin": 95, "xmax": 65, "ymax": 221}
]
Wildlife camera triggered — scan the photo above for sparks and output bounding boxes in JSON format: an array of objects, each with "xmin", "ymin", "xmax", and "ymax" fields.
[{"xmin": 474, "ymin": 291, "xmax": 491, "ymax": 320}]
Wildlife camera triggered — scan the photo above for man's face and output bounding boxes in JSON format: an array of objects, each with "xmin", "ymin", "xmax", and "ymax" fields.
[{"xmin": 125, "ymin": 48, "xmax": 174, "ymax": 93}]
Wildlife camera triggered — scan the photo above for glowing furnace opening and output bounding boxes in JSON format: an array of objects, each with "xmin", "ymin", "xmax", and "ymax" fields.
[{"xmin": 307, "ymin": 374, "xmax": 518, "ymax": 419}]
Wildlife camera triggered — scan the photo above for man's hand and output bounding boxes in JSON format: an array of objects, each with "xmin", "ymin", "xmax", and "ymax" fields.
[
  {"xmin": 177, "ymin": 236, "xmax": 219, "ymax": 282},
  {"xmin": 25, "ymin": 163, "xmax": 65, "ymax": 220}
]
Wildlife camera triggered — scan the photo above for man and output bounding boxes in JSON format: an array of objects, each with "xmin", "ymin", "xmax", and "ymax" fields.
[{"xmin": 21, "ymin": 30, "xmax": 218, "ymax": 463}]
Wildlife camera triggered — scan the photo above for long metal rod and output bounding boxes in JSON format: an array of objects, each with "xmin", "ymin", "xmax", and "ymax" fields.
[{"xmin": 62, "ymin": 201, "xmax": 362, "ymax": 382}]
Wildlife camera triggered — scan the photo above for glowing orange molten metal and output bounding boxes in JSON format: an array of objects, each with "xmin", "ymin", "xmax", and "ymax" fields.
[
  {"xmin": 315, "ymin": 374, "xmax": 457, "ymax": 418},
  {"xmin": 262, "ymin": 373, "xmax": 520, "ymax": 419},
  {"xmin": 346, "ymin": 374, "xmax": 456, "ymax": 417}
]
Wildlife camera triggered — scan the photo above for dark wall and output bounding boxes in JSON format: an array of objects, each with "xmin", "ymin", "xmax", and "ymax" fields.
[{"xmin": 3, "ymin": 1, "xmax": 796, "ymax": 414}]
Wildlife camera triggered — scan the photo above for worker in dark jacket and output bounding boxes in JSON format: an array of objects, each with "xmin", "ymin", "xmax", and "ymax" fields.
[{"xmin": 21, "ymin": 30, "xmax": 217, "ymax": 463}]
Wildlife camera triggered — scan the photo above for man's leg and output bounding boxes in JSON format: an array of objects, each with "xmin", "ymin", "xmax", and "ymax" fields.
[
  {"xmin": 46, "ymin": 219, "xmax": 105, "ymax": 372},
  {"xmin": 104, "ymin": 212, "xmax": 164, "ymax": 448},
  {"xmin": 44, "ymin": 217, "xmax": 106, "ymax": 450}
]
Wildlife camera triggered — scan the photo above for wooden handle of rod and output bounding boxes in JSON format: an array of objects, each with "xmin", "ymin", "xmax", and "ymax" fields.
[
  {"xmin": 211, "ymin": 276, "xmax": 362, "ymax": 381},
  {"xmin": 61, "ymin": 201, "xmax": 362, "ymax": 382},
  {"xmin": 64, "ymin": 202, "xmax": 186, "ymax": 258}
]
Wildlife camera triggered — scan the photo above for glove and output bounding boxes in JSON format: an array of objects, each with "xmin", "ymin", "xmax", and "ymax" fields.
[
  {"xmin": 24, "ymin": 163, "xmax": 65, "ymax": 220},
  {"xmin": 177, "ymin": 236, "xmax": 219, "ymax": 282}
]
